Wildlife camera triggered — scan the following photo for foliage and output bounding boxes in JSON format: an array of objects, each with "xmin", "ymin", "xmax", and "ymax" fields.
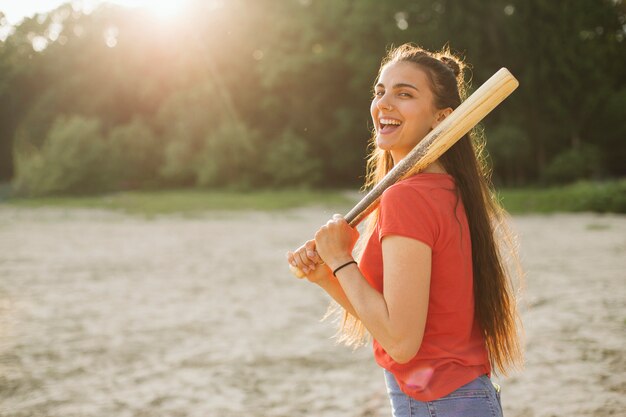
[
  {"xmin": 262, "ymin": 128, "xmax": 322, "ymax": 187},
  {"xmin": 13, "ymin": 116, "xmax": 111, "ymax": 196},
  {"xmin": 0, "ymin": 0, "xmax": 624, "ymax": 194},
  {"xmin": 107, "ymin": 119, "xmax": 162, "ymax": 189},
  {"xmin": 499, "ymin": 179, "xmax": 626, "ymax": 214},
  {"xmin": 541, "ymin": 144, "xmax": 605, "ymax": 184},
  {"xmin": 159, "ymin": 140, "xmax": 200, "ymax": 186},
  {"xmin": 195, "ymin": 121, "xmax": 259, "ymax": 189},
  {"xmin": 486, "ymin": 124, "xmax": 531, "ymax": 186}
]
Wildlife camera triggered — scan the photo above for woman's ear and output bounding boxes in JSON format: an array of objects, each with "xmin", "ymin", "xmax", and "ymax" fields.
[{"xmin": 431, "ymin": 107, "xmax": 453, "ymax": 129}]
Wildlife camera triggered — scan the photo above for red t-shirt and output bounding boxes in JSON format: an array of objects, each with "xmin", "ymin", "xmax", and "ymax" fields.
[{"xmin": 359, "ymin": 173, "xmax": 491, "ymax": 401}]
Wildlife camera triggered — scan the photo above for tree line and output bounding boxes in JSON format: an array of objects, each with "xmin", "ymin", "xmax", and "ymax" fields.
[{"xmin": 0, "ymin": 0, "xmax": 624, "ymax": 196}]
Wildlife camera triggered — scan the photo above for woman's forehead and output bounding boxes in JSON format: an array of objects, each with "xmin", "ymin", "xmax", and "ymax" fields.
[{"xmin": 376, "ymin": 61, "xmax": 429, "ymax": 88}]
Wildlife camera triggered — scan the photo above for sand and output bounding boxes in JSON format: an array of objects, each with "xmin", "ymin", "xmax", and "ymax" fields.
[{"xmin": 0, "ymin": 205, "xmax": 624, "ymax": 416}]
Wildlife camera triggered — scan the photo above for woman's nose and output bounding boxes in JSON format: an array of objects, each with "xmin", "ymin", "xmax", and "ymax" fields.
[{"xmin": 377, "ymin": 94, "xmax": 393, "ymax": 111}]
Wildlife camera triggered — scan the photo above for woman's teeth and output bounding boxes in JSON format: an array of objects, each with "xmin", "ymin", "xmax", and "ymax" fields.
[
  {"xmin": 379, "ymin": 118, "xmax": 402, "ymax": 133},
  {"xmin": 380, "ymin": 118, "xmax": 402, "ymax": 126}
]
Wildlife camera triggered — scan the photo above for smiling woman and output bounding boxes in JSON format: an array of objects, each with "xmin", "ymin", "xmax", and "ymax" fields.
[{"xmin": 287, "ymin": 43, "xmax": 524, "ymax": 417}]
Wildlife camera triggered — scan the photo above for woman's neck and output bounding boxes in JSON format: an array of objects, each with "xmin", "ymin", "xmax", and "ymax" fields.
[
  {"xmin": 421, "ymin": 162, "xmax": 448, "ymax": 174},
  {"xmin": 391, "ymin": 150, "xmax": 447, "ymax": 174}
]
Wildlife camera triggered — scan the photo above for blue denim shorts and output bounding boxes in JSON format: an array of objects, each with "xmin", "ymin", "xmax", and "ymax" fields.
[{"xmin": 384, "ymin": 369, "xmax": 503, "ymax": 417}]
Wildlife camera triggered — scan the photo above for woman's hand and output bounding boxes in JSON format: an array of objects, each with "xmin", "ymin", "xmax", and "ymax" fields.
[
  {"xmin": 287, "ymin": 240, "xmax": 332, "ymax": 284},
  {"xmin": 314, "ymin": 214, "xmax": 360, "ymax": 270}
]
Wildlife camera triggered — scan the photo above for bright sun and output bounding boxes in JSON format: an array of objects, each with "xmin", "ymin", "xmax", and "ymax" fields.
[
  {"xmin": 107, "ymin": 0, "xmax": 189, "ymax": 19},
  {"xmin": 148, "ymin": 1, "xmax": 187, "ymax": 19}
]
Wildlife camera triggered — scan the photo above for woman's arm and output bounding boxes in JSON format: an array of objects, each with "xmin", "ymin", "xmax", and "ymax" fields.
[
  {"xmin": 287, "ymin": 241, "xmax": 360, "ymax": 319},
  {"xmin": 315, "ymin": 216, "xmax": 431, "ymax": 364},
  {"xmin": 315, "ymin": 273, "xmax": 361, "ymax": 319}
]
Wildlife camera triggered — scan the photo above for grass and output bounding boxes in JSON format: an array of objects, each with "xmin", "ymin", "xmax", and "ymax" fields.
[
  {"xmin": 497, "ymin": 179, "xmax": 626, "ymax": 214},
  {"xmin": 1, "ymin": 188, "xmax": 357, "ymax": 216},
  {"xmin": 1, "ymin": 178, "xmax": 624, "ymax": 216}
]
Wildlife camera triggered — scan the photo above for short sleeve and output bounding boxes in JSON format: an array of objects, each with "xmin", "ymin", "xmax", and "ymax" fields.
[{"xmin": 378, "ymin": 183, "xmax": 439, "ymax": 248}]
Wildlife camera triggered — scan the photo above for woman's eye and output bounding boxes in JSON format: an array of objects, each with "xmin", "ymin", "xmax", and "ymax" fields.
[
  {"xmin": 374, "ymin": 91, "xmax": 384, "ymax": 97},
  {"xmin": 399, "ymin": 92, "xmax": 412, "ymax": 97}
]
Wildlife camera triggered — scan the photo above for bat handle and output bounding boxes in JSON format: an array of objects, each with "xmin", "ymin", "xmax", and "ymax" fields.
[{"xmin": 289, "ymin": 263, "xmax": 306, "ymax": 278}]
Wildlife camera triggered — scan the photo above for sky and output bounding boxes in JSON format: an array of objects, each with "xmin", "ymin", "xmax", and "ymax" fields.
[{"xmin": 0, "ymin": 0, "xmax": 180, "ymax": 25}]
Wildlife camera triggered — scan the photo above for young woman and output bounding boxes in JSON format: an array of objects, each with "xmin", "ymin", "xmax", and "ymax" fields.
[{"xmin": 287, "ymin": 43, "xmax": 524, "ymax": 417}]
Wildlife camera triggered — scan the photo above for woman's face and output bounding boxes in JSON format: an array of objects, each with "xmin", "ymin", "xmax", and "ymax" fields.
[{"xmin": 370, "ymin": 61, "xmax": 449, "ymax": 162}]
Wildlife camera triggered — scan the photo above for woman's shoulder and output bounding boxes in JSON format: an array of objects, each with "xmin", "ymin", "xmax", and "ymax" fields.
[
  {"xmin": 384, "ymin": 173, "xmax": 455, "ymax": 197},
  {"xmin": 381, "ymin": 176, "xmax": 436, "ymax": 210},
  {"xmin": 378, "ymin": 175, "xmax": 447, "ymax": 245},
  {"xmin": 402, "ymin": 172, "xmax": 455, "ymax": 186},
  {"xmin": 381, "ymin": 173, "xmax": 458, "ymax": 219}
]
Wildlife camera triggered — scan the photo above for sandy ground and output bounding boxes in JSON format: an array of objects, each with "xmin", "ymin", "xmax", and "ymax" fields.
[{"xmin": 0, "ymin": 205, "xmax": 624, "ymax": 417}]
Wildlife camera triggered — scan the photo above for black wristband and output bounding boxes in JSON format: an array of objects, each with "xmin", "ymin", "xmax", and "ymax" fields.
[{"xmin": 332, "ymin": 260, "xmax": 357, "ymax": 277}]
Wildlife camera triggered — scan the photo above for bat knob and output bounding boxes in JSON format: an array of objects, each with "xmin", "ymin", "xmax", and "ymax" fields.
[{"xmin": 289, "ymin": 264, "xmax": 306, "ymax": 278}]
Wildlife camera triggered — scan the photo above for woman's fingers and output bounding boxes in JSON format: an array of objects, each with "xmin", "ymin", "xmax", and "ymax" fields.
[
  {"xmin": 286, "ymin": 251, "xmax": 297, "ymax": 268},
  {"xmin": 314, "ymin": 214, "xmax": 360, "ymax": 266},
  {"xmin": 290, "ymin": 245, "xmax": 315, "ymax": 274},
  {"xmin": 286, "ymin": 252, "xmax": 304, "ymax": 278},
  {"xmin": 304, "ymin": 240, "xmax": 324, "ymax": 264},
  {"xmin": 287, "ymin": 250, "xmax": 306, "ymax": 271},
  {"xmin": 295, "ymin": 250, "xmax": 310, "ymax": 273},
  {"xmin": 287, "ymin": 241, "xmax": 324, "ymax": 273}
]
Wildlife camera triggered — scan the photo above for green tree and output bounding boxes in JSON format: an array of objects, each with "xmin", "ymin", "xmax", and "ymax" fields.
[
  {"xmin": 262, "ymin": 128, "xmax": 321, "ymax": 187},
  {"xmin": 542, "ymin": 144, "xmax": 605, "ymax": 184},
  {"xmin": 107, "ymin": 119, "xmax": 162, "ymax": 189},
  {"xmin": 13, "ymin": 116, "xmax": 111, "ymax": 196},
  {"xmin": 2, "ymin": 0, "xmax": 625, "ymax": 192},
  {"xmin": 495, "ymin": 0, "xmax": 626, "ymax": 179},
  {"xmin": 195, "ymin": 121, "xmax": 258, "ymax": 189},
  {"xmin": 487, "ymin": 125, "xmax": 531, "ymax": 186},
  {"xmin": 156, "ymin": 82, "xmax": 229, "ymax": 186}
]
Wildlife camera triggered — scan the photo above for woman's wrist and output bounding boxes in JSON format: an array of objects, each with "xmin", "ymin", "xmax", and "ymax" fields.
[
  {"xmin": 327, "ymin": 256, "xmax": 355, "ymax": 272},
  {"xmin": 314, "ymin": 274, "xmax": 334, "ymax": 289},
  {"xmin": 332, "ymin": 260, "xmax": 358, "ymax": 277}
]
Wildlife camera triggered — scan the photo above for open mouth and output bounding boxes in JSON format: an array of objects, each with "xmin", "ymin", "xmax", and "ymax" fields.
[{"xmin": 379, "ymin": 118, "xmax": 402, "ymax": 134}]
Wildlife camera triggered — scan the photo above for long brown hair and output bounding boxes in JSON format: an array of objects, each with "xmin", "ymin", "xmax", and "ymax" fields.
[{"xmin": 327, "ymin": 43, "xmax": 524, "ymax": 376}]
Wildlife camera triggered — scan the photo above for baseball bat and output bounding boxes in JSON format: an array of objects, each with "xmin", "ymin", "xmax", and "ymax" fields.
[{"xmin": 290, "ymin": 67, "xmax": 519, "ymax": 278}]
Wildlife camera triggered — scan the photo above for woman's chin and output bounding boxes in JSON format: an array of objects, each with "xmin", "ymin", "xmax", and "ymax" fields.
[{"xmin": 375, "ymin": 136, "xmax": 394, "ymax": 151}]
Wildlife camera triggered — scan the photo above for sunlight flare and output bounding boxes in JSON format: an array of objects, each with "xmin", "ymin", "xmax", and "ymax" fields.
[{"xmin": 106, "ymin": 0, "xmax": 190, "ymax": 20}]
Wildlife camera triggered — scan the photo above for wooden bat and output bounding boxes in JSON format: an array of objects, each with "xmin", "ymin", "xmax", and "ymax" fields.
[{"xmin": 290, "ymin": 67, "xmax": 519, "ymax": 278}]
